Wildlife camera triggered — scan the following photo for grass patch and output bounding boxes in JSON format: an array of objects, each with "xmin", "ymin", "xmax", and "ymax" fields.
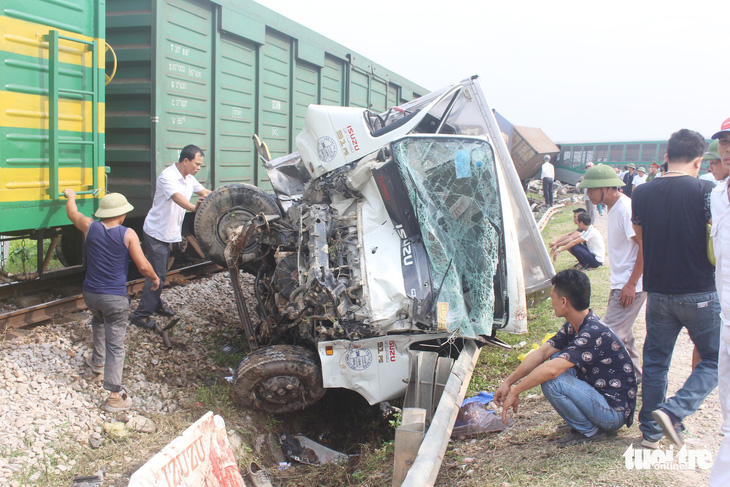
[{"xmin": 1, "ymin": 238, "xmax": 64, "ymax": 275}]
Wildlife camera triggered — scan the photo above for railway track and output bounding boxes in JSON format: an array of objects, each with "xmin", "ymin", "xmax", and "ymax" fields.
[{"xmin": 0, "ymin": 261, "xmax": 221, "ymax": 330}]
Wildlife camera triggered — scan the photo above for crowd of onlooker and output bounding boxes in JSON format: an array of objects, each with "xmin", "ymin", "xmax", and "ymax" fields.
[{"xmin": 500, "ymin": 120, "xmax": 730, "ymax": 482}]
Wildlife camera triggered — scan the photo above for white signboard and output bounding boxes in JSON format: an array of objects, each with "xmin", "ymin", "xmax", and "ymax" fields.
[{"xmin": 129, "ymin": 411, "xmax": 246, "ymax": 487}]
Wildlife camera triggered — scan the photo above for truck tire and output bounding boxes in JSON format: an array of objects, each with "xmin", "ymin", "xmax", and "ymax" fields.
[
  {"xmin": 55, "ymin": 230, "xmax": 84, "ymax": 267},
  {"xmin": 232, "ymin": 345, "xmax": 326, "ymax": 414},
  {"xmin": 193, "ymin": 184, "xmax": 280, "ymax": 267}
]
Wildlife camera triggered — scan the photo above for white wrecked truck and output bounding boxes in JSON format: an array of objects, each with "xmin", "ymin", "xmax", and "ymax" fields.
[{"xmin": 193, "ymin": 76, "xmax": 554, "ymax": 414}]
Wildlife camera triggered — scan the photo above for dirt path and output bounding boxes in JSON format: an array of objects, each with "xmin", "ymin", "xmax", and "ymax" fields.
[{"xmin": 591, "ymin": 210, "xmax": 722, "ymax": 484}]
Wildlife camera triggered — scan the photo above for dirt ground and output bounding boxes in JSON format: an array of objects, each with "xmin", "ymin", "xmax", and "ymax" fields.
[{"xmin": 437, "ymin": 207, "xmax": 722, "ymax": 486}]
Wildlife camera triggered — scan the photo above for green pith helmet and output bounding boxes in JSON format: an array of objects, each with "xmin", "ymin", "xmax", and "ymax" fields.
[
  {"xmin": 627, "ymin": 163, "xmax": 636, "ymax": 169},
  {"xmin": 577, "ymin": 164, "xmax": 626, "ymax": 189},
  {"xmin": 703, "ymin": 140, "xmax": 720, "ymax": 161},
  {"xmin": 94, "ymin": 193, "xmax": 134, "ymax": 218}
]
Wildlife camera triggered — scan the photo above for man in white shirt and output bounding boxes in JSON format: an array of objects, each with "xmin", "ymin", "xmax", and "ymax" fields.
[
  {"xmin": 632, "ymin": 167, "xmax": 647, "ymax": 188},
  {"xmin": 541, "ymin": 154, "xmax": 555, "ymax": 207},
  {"xmin": 552, "ymin": 212, "xmax": 605, "ymax": 270},
  {"xmin": 710, "ymin": 118, "xmax": 730, "ymax": 485},
  {"xmin": 579, "ymin": 164, "xmax": 646, "ymax": 382},
  {"xmin": 704, "ymin": 140, "xmax": 728, "ymax": 185},
  {"xmin": 130, "ymin": 145, "xmax": 211, "ymax": 329}
]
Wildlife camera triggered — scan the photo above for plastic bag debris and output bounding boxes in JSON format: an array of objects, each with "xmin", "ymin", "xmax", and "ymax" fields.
[
  {"xmin": 452, "ymin": 393, "xmax": 512, "ymax": 438},
  {"xmin": 279, "ymin": 431, "xmax": 348, "ymax": 465},
  {"xmin": 462, "ymin": 391, "xmax": 494, "ymax": 407}
]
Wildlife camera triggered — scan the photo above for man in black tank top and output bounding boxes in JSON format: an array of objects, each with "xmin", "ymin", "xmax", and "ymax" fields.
[{"xmin": 64, "ymin": 190, "xmax": 160, "ymax": 412}]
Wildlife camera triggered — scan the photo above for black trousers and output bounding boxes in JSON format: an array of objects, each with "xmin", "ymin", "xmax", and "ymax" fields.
[
  {"xmin": 130, "ymin": 232, "xmax": 171, "ymax": 319},
  {"xmin": 543, "ymin": 177, "xmax": 554, "ymax": 206}
]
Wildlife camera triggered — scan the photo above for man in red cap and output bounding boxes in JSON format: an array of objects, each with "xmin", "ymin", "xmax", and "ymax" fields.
[
  {"xmin": 710, "ymin": 117, "xmax": 730, "ymax": 486},
  {"xmin": 646, "ymin": 163, "xmax": 660, "ymax": 182}
]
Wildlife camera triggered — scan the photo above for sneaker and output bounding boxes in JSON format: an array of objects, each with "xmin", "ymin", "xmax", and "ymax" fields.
[
  {"xmin": 555, "ymin": 429, "xmax": 607, "ymax": 448},
  {"xmin": 247, "ymin": 462, "xmax": 273, "ymax": 487},
  {"xmin": 130, "ymin": 316, "xmax": 155, "ymax": 330},
  {"xmin": 104, "ymin": 392, "xmax": 132, "ymax": 412},
  {"xmin": 155, "ymin": 305, "xmax": 176, "ymax": 317},
  {"xmin": 85, "ymin": 355, "xmax": 104, "ymax": 374},
  {"xmin": 555, "ymin": 423, "xmax": 574, "ymax": 433},
  {"xmin": 652, "ymin": 409, "xmax": 684, "ymax": 447},
  {"xmin": 640, "ymin": 435, "xmax": 661, "ymax": 449}
]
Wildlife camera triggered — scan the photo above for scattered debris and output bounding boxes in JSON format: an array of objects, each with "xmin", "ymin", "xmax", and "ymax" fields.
[
  {"xmin": 70, "ymin": 468, "xmax": 104, "ymax": 487},
  {"xmin": 452, "ymin": 392, "xmax": 512, "ymax": 438},
  {"xmin": 279, "ymin": 432, "xmax": 348, "ymax": 466},
  {"xmin": 103, "ymin": 421, "xmax": 128, "ymax": 438},
  {"xmin": 246, "ymin": 461, "xmax": 273, "ymax": 487},
  {"xmin": 517, "ymin": 333, "xmax": 554, "ymax": 362}
]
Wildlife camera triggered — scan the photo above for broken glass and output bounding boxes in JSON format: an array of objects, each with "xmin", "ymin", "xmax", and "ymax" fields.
[{"xmin": 392, "ymin": 137, "xmax": 502, "ymax": 337}]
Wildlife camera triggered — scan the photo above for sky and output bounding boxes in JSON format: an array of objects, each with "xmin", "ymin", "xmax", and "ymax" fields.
[{"xmin": 253, "ymin": 0, "xmax": 729, "ymax": 143}]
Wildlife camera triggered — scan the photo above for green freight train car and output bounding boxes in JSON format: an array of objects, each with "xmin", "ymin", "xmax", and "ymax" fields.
[
  {"xmin": 0, "ymin": 0, "xmax": 427, "ymax": 276},
  {"xmin": 0, "ymin": 0, "xmax": 106, "ymax": 234},
  {"xmin": 106, "ymin": 0, "xmax": 426, "ymax": 219}
]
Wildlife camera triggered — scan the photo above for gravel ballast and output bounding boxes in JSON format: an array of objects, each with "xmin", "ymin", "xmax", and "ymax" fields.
[{"xmin": 0, "ymin": 271, "xmax": 251, "ymax": 485}]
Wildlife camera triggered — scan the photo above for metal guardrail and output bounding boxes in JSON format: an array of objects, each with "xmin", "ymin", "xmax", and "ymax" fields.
[{"xmin": 400, "ymin": 340, "xmax": 481, "ymax": 486}]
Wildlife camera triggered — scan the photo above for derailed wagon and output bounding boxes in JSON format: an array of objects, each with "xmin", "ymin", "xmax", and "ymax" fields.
[{"xmin": 194, "ymin": 76, "xmax": 554, "ymax": 413}]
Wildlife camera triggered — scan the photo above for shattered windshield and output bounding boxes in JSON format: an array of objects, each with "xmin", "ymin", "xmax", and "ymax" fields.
[{"xmin": 392, "ymin": 136, "xmax": 502, "ymax": 337}]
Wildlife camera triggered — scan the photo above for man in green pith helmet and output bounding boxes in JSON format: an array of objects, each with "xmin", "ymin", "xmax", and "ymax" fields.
[
  {"xmin": 579, "ymin": 164, "xmax": 645, "ymax": 383},
  {"xmin": 704, "ymin": 140, "xmax": 728, "ymax": 184},
  {"xmin": 64, "ymin": 190, "xmax": 160, "ymax": 412}
]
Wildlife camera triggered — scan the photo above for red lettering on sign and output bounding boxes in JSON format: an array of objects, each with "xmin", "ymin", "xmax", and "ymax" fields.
[
  {"xmin": 389, "ymin": 340, "xmax": 396, "ymax": 362},
  {"xmin": 347, "ymin": 125, "xmax": 359, "ymax": 151},
  {"xmin": 161, "ymin": 435, "xmax": 206, "ymax": 487}
]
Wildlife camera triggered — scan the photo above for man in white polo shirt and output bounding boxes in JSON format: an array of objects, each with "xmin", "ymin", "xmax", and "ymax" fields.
[
  {"xmin": 579, "ymin": 164, "xmax": 646, "ymax": 383},
  {"xmin": 130, "ymin": 145, "xmax": 211, "ymax": 329}
]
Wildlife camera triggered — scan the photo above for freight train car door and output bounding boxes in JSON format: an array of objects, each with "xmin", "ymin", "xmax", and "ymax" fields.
[
  {"xmin": 156, "ymin": 0, "xmax": 213, "ymax": 188},
  {"xmin": 214, "ymin": 30, "xmax": 257, "ymax": 188}
]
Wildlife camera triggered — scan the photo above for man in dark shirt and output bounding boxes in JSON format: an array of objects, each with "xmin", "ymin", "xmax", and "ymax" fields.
[
  {"xmin": 496, "ymin": 269, "xmax": 637, "ymax": 447},
  {"xmin": 64, "ymin": 190, "xmax": 159, "ymax": 412},
  {"xmin": 631, "ymin": 128, "xmax": 720, "ymax": 449},
  {"xmin": 622, "ymin": 164, "xmax": 636, "ymax": 197}
]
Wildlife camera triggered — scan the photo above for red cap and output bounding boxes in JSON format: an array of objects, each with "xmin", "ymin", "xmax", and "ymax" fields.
[
  {"xmin": 650, "ymin": 162, "xmax": 660, "ymax": 168},
  {"xmin": 712, "ymin": 117, "xmax": 730, "ymax": 139}
]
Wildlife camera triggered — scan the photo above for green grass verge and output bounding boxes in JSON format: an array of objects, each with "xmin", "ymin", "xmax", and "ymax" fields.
[{"xmin": 2, "ymin": 238, "xmax": 64, "ymax": 275}]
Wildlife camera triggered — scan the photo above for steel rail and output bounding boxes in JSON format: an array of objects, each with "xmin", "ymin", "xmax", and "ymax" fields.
[{"xmin": 0, "ymin": 262, "xmax": 221, "ymax": 329}]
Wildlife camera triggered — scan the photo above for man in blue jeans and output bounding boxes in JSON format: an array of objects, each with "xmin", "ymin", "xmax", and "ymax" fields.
[
  {"xmin": 632, "ymin": 128, "xmax": 720, "ymax": 449},
  {"xmin": 496, "ymin": 269, "xmax": 637, "ymax": 447}
]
